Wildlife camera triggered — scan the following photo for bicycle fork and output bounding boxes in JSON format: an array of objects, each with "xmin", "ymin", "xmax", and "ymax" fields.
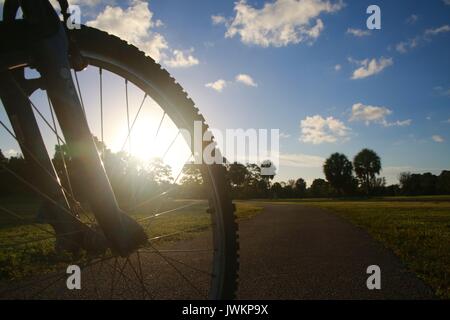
[{"xmin": 0, "ymin": 0, "xmax": 147, "ymax": 256}]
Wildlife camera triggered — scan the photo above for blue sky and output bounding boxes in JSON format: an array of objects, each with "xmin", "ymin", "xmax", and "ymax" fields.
[{"xmin": 1, "ymin": 0, "xmax": 449, "ymax": 185}]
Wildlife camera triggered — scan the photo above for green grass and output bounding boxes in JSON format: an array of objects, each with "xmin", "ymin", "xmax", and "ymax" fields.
[
  {"xmin": 252, "ymin": 195, "xmax": 450, "ymax": 203},
  {"xmin": 268, "ymin": 198, "xmax": 450, "ymax": 299},
  {"xmin": 0, "ymin": 197, "xmax": 263, "ymax": 281}
]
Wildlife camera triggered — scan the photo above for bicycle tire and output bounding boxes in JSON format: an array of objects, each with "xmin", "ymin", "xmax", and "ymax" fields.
[
  {"xmin": 72, "ymin": 26, "xmax": 239, "ymax": 300},
  {"xmin": 1, "ymin": 25, "xmax": 239, "ymax": 300}
]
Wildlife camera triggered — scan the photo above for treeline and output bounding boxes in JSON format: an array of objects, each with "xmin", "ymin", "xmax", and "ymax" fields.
[
  {"xmin": 216, "ymin": 148, "xmax": 450, "ymax": 199},
  {"xmin": 0, "ymin": 141, "xmax": 174, "ymax": 207},
  {"xmin": 399, "ymin": 171, "xmax": 450, "ymax": 196},
  {"xmin": 1, "ymin": 146, "xmax": 449, "ymax": 201}
]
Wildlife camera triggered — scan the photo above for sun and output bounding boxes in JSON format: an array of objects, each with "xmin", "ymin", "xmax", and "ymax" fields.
[{"xmin": 108, "ymin": 109, "xmax": 192, "ymax": 179}]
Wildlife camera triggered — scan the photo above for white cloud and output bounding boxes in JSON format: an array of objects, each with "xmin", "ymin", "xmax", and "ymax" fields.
[
  {"xmin": 434, "ymin": 86, "xmax": 450, "ymax": 96},
  {"xmin": 396, "ymin": 25, "xmax": 450, "ymax": 53},
  {"xmin": 280, "ymin": 132, "xmax": 291, "ymax": 138},
  {"xmin": 86, "ymin": 0, "xmax": 198, "ymax": 67},
  {"xmin": 432, "ymin": 135, "xmax": 445, "ymax": 143},
  {"xmin": 405, "ymin": 14, "xmax": 419, "ymax": 24},
  {"xmin": 69, "ymin": 0, "xmax": 102, "ymax": 7},
  {"xmin": 425, "ymin": 25, "xmax": 450, "ymax": 36},
  {"xmin": 205, "ymin": 79, "xmax": 227, "ymax": 92},
  {"xmin": 86, "ymin": 1, "xmax": 166, "ymax": 61},
  {"xmin": 279, "ymin": 153, "xmax": 325, "ymax": 168},
  {"xmin": 395, "ymin": 38, "xmax": 419, "ymax": 53},
  {"xmin": 384, "ymin": 119, "xmax": 412, "ymax": 127},
  {"xmin": 164, "ymin": 49, "xmax": 199, "ymax": 68},
  {"xmin": 215, "ymin": 0, "xmax": 344, "ymax": 47},
  {"xmin": 334, "ymin": 64, "xmax": 341, "ymax": 71},
  {"xmin": 350, "ymin": 57, "xmax": 393, "ymax": 80},
  {"xmin": 300, "ymin": 115, "xmax": 350, "ymax": 144},
  {"xmin": 211, "ymin": 15, "xmax": 227, "ymax": 25},
  {"xmin": 444, "ymin": 0, "xmax": 450, "ymax": 5},
  {"xmin": 235, "ymin": 74, "xmax": 258, "ymax": 87},
  {"xmin": 349, "ymin": 103, "xmax": 411, "ymax": 127},
  {"xmin": 346, "ymin": 28, "xmax": 370, "ymax": 37},
  {"xmin": 4, "ymin": 149, "xmax": 20, "ymax": 158},
  {"xmin": 206, "ymin": 74, "xmax": 258, "ymax": 92},
  {"xmin": 349, "ymin": 103, "xmax": 391, "ymax": 124}
]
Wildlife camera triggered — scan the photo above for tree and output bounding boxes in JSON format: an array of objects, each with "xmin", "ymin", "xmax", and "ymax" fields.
[
  {"xmin": 179, "ymin": 163, "xmax": 205, "ymax": 198},
  {"xmin": 384, "ymin": 184, "xmax": 400, "ymax": 196},
  {"xmin": 147, "ymin": 158, "xmax": 173, "ymax": 184},
  {"xmin": 323, "ymin": 153, "xmax": 354, "ymax": 195},
  {"xmin": 399, "ymin": 172, "xmax": 411, "ymax": 190},
  {"xmin": 282, "ymin": 181, "xmax": 295, "ymax": 198},
  {"xmin": 371, "ymin": 177, "xmax": 386, "ymax": 196},
  {"xmin": 294, "ymin": 178, "xmax": 307, "ymax": 197},
  {"xmin": 245, "ymin": 163, "xmax": 263, "ymax": 185},
  {"xmin": 242, "ymin": 164, "xmax": 269, "ymax": 198},
  {"xmin": 399, "ymin": 171, "xmax": 439, "ymax": 195},
  {"xmin": 287, "ymin": 179, "xmax": 296, "ymax": 188},
  {"xmin": 309, "ymin": 179, "xmax": 331, "ymax": 198},
  {"xmin": 0, "ymin": 154, "xmax": 30, "ymax": 195},
  {"xmin": 419, "ymin": 173, "xmax": 438, "ymax": 195},
  {"xmin": 0, "ymin": 149, "xmax": 6, "ymax": 163},
  {"xmin": 438, "ymin": 171, "xmax": 450, "ymax": 194},
  {"xmin": 271, "ymin": 182, "xmax": 283, "ymax": 198},
  {"xmin": 180, "ymin": 163, "xmax": 203, "ymax": 185},
  {"xmin": 227, "ymin": 162, "xmax": 248, "ymax": 187},
  {"xmin": 353, "ymin": 148, "xmax": 382, "ymax": 195}
]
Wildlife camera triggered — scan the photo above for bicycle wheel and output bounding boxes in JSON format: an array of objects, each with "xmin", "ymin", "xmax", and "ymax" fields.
[{"xmin": 0, "ymin": 26, "xmax": 238, "ymax": 299}]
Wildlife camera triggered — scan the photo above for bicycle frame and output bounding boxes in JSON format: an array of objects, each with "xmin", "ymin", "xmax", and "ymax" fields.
[{"xmin": 0, "ymin": 0, "xmax": 147, "ymax": 256}]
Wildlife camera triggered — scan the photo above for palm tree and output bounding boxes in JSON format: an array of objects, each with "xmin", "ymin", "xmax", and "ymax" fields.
[
  {"xmin": 323, "ymin": 153, "xmax": 354, "ymax": 195},
  {"xmin": 353, "ymin": 148, "xmax": 381, "ymax": 195}
]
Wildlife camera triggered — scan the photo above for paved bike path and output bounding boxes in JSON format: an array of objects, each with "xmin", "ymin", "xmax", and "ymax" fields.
[
  {"xmin": 237, "ymin": 203, "xmax": 434, "ymax": 299},
  {"xmin": 1, "ymin": 203, "xmax": 435, "ymax": 299}
]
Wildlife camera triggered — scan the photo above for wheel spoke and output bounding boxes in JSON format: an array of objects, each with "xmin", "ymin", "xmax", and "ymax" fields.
[
  {"xmin": 0, "ymin": 204, "xmax": 102, "ymax": 256},
  {"xmin": 145, "ymin": 242, "xmax": 205, "ymax": 297},
  {"xmin": 8, "ymin": 76, "xmax": 66, "ymax": 145},
  {"xmin": 125, "ymin": 79, "xmax": 131, "ymax": 153},
  {"xmin": 126, "ymin": 254, "xmax": 153, "ymax": 299},
  {"xmin": 142, "ymin": 248, "xmax": 213, "ymax": 277},
  {"xmin": 0, "ymin": 51, "xmax": 227, "ymax": 299},
  {"xmin": 72, "ymin": 70, "xmax": 87, "ymax": 116},
  {"xmin": 105, "ymin": 257, "xmax": 147, "ymax": 298},
  {"xmin": 129, "ymin": 153, "xmax": 192, "ymax": 212},
  {"xmin": 162, "ymin": 131, "xmax": 180, "ymax": 160},
  {"xmin": 0, "ymin": 164, "xmax": 88, "ymax": 227},
  {"xmin": 120, "ymin": 93, "xmax": 147, "ymax": 152},
  {"xmin": 0, "ymin": 120, "xmax": 82, "ymax": 209},
  {"xmin": 46, "ymin": 96, "xmax": 94, "ymax": 224},
  {"xmin": 137, "ymin": 201, "xmax": 201, "ymax": 223},
  {"xmin": 99, "ymin": 68, "xmax": 104, "ymax": 147},
  {"xmin": 155, "ymin": 111, "xmax": 166, "ymax": 140},
  {"xmin": 108, "ymin": 257, "xmax": 118, "ymax": 299},
  {"xmin": 47, "ymin": 95, "xmax": 75, "ymax": 199},
  {"xmin": 0, "ymin": 254, "xmax": 115, "ymax": 297}
]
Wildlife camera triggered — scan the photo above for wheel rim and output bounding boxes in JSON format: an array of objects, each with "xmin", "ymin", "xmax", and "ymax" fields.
[{"xmin": 0, "ymin": 29, "xmax": 235, "ymax": 299}]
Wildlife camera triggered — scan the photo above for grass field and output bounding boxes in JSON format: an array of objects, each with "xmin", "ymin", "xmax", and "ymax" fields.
[
  {"xmin": 262, "ymin": 197, "xmax": 450, "ymax": 299},
  {"xmin": 0, "ymin": 197, "xmax": 263, "ymax": 282},
  {"xmin": 4, "ymin": 195, "xmax": 449, "ymax": 299}
]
